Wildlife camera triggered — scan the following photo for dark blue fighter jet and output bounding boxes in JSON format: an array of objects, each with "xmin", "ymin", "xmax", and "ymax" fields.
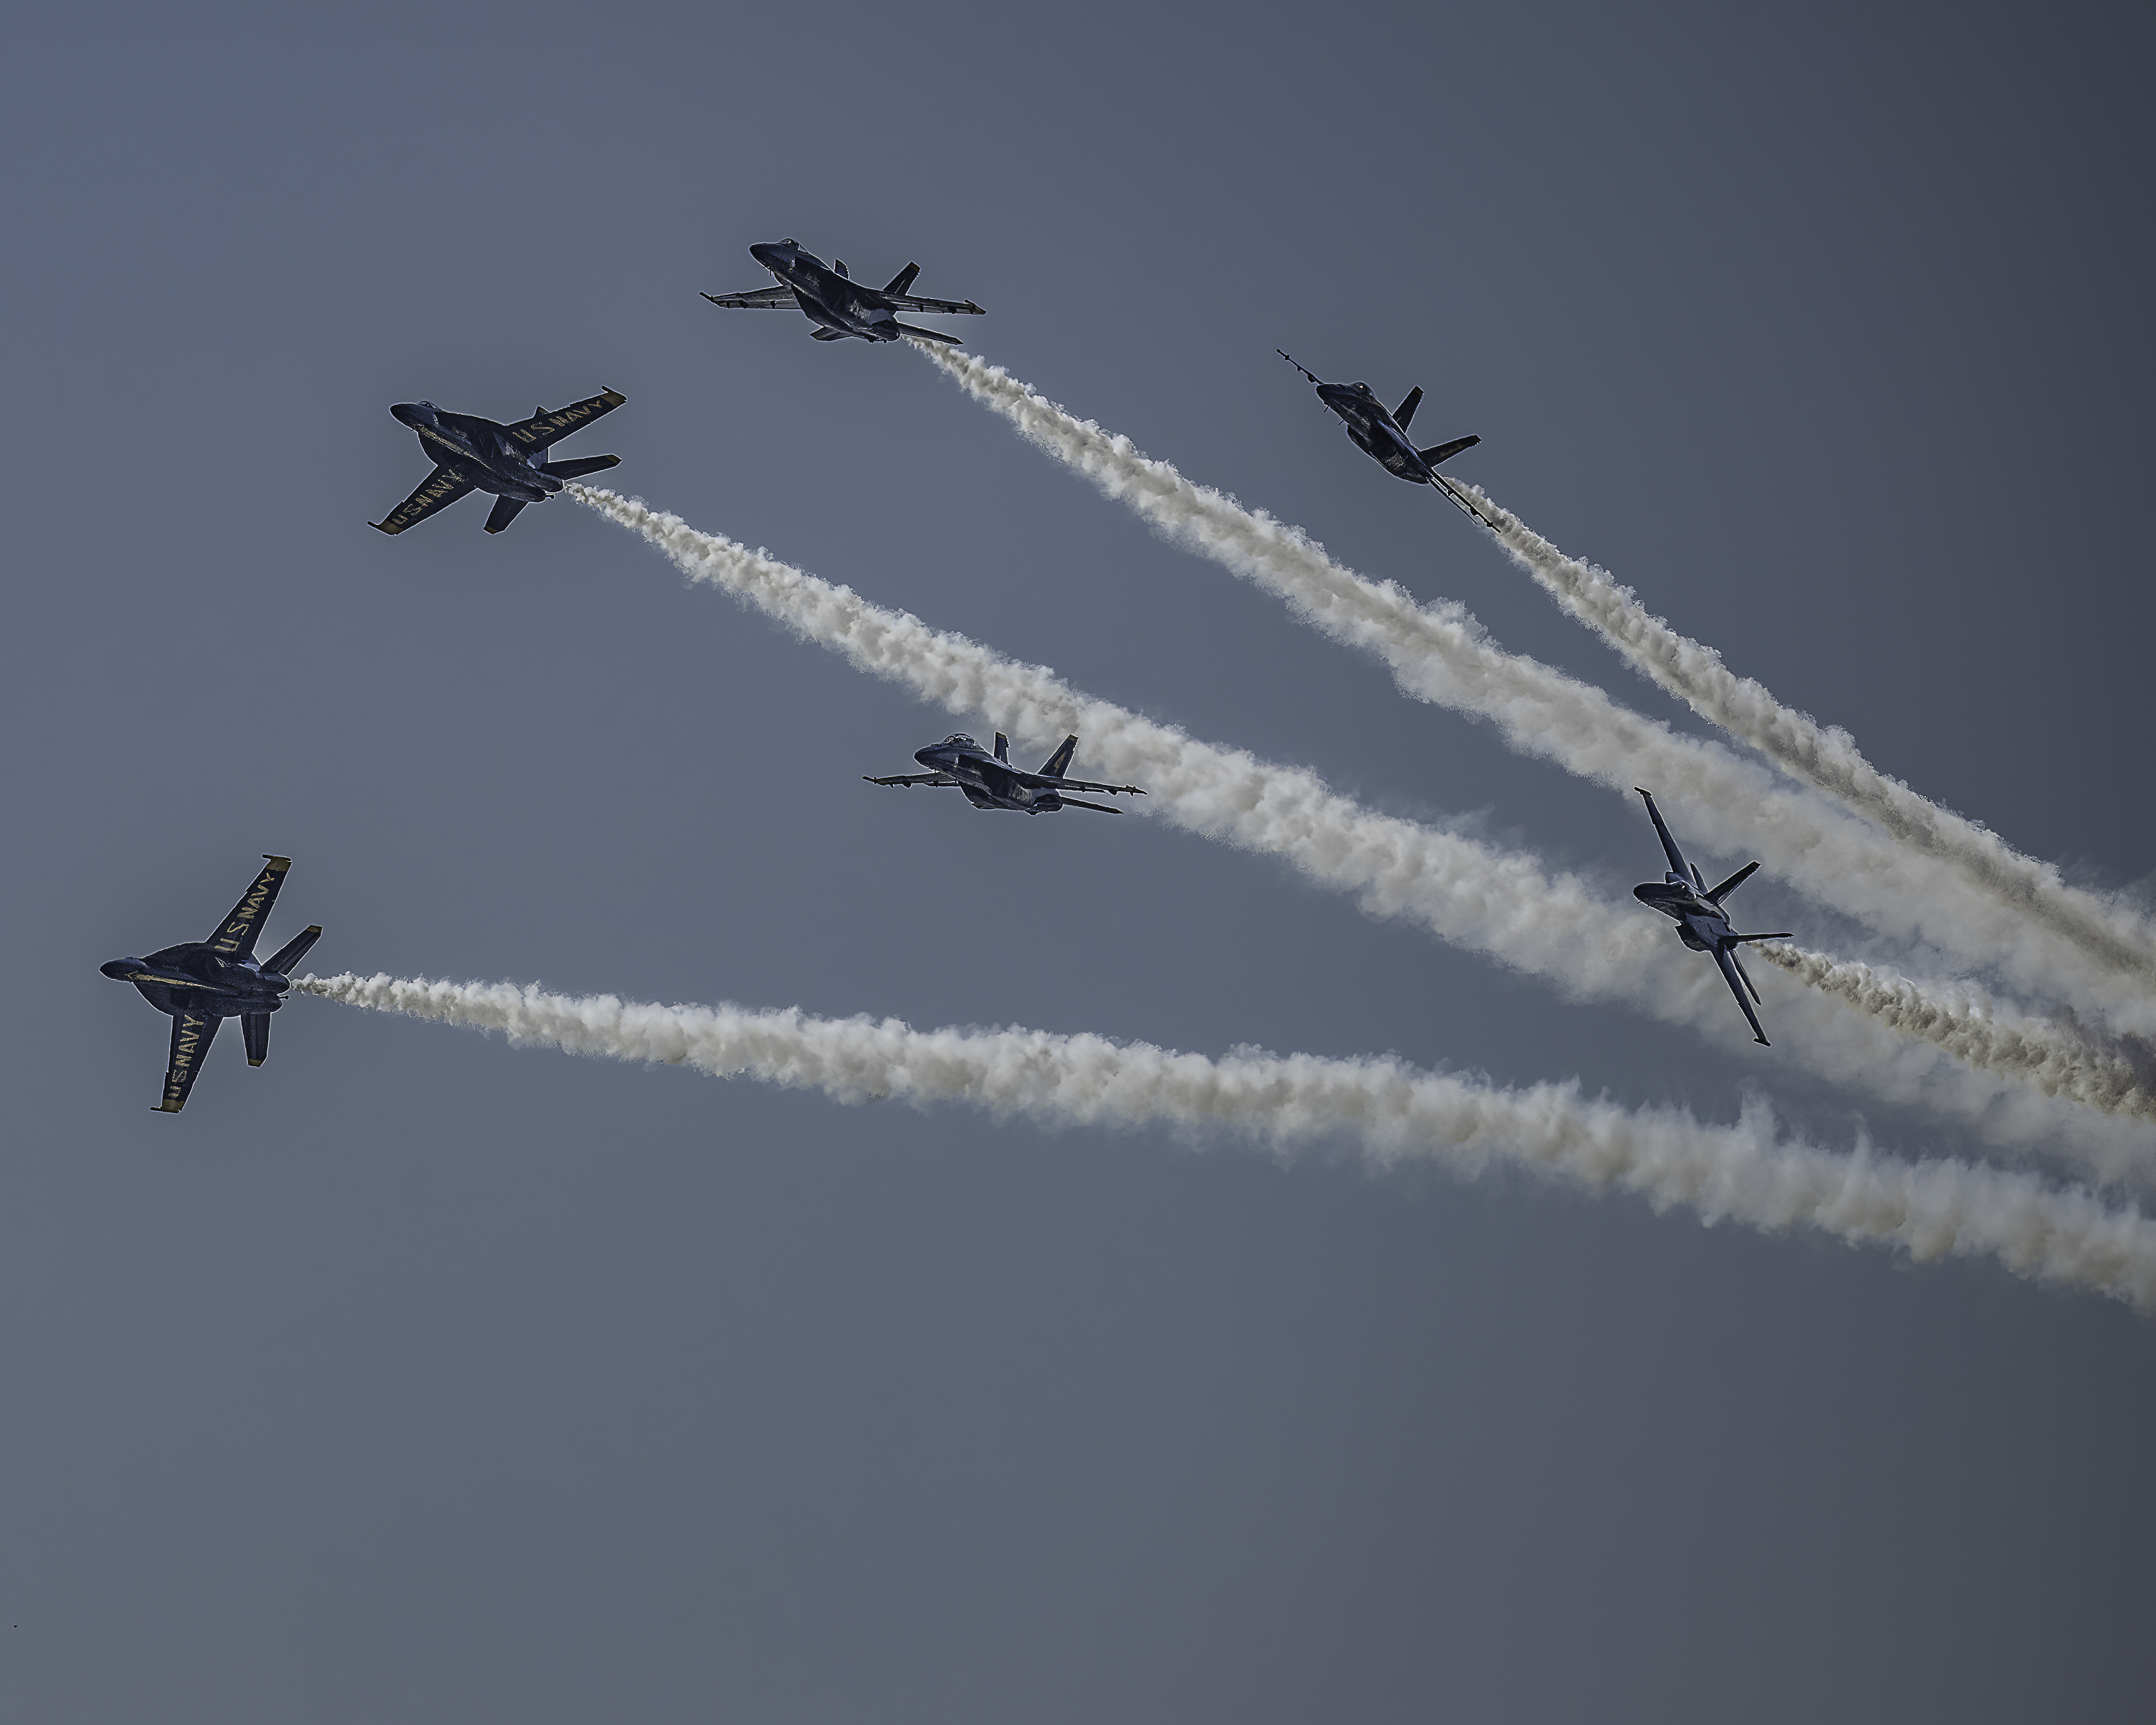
[
  {"xmin": 370, "ymin": 389, "xmax": 626, "ymax": 535},
  {"xmin": 1279, "ymin": 351, "xmax": 1493, "ymax": 527},
  {"xmin": 866, "ymin": 733, "xmax": 1144, "ymax": 814},
  {"xmin": 1632, "ymin": 791, "xmax": 1791, "ymax": 1046},
  {"xmin": 702, "ymin": 238, "xmax": 984, "ymax": 344},
  {"xmin": 100, "ymin": 856, "xmax": 323, "ymax": 1113}
]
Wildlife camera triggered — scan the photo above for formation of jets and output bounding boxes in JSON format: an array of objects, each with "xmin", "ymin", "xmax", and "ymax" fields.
[{"xmin": 105, "ymin": 234, "xmax": 1792, "ymax": 1110}]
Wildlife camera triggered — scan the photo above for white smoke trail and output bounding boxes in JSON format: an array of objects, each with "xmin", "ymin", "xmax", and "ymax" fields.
[
  {"xmin": 563, "ymin": 481, "xmax": 1646, "ymax": 996},
  {"xmin": 563, "ymin": 481, "xmax": 2156, "ymax": 1169},
  {"xmin": 1473, "ymin": 500, "xmax": 2156, "ymax": 985},
  {"xmin": 911, "ymin": 343, "xmax": 2156, "ymax": 1022},
  {"xmin": 295, "ymin": 970, "xmax": 2156, "ymax": 1315},
  {"xmin": 1760, "ymin": 943, "xmax": 2156, "ymax": 1121}
]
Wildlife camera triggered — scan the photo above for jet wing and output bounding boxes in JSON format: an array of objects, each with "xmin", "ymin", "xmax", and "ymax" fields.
[
  {"xmin": 155, "ymin": 1008, "xmax": 221, "ymax": 1113},
  {"xmin": 1713, "ymin": 945, "xmax": 1771, "ymax": 1046},
  {"xmin": 864, "ymin": 773, "xmax": 959, "ymax": 787},
  {"xmin": 887, "ymin": 293, "xmax": 985, "ymax": 316},
  {"xmin": 208, "ymin": 856, "xmax": 289, "ymax": 960},
  {"xmin": 505, "ymin": 388, "xmax": 627, "ymax": 451},
  {"xmin": 701, "ymin": 286, "xmax": 800, "ymax": 309},
  {"xmin": 371, "ymin": 463, "xmax": 477, "ymax": 534},
  {"xmin": 1025, "ymin": 774, "xmax": 1146, "ymax": 796},
  {"xmin": 1634, "ymin": 790, "xmax": 1692, "ymax": 881}
]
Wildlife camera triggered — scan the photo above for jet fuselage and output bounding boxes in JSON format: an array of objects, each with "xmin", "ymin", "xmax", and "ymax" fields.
[
  {"xmin": 1632, "ymin": 878, "xmax": 1742, "ymax": 952},
  {"xmin": 392, "ymin": 403, "xmax": 558, "ymax": 502},
  {"xmin": 1317, "ymin": 381, "xmax": 1433, "ymax": 482},
  {"xmin": 913, "ymin": 737, "xmax": 1067, "ymax": 811},
  {"xmin": 749, "ymin": 240, "xmax": 908, "ymax": 341},
  {"xmin": 101, "ymin": 947, "xmax": 292, "ymax": 1018}
]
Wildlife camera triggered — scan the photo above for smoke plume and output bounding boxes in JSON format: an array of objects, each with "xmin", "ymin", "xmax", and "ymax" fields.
[
  {"xmin": 1475, "ymin": 503, "xmax": 2156, "ymax": 985},
  {"xmin": 1761, "ymin": 943, "xmax": 2156, "ymax": 1120},
  {"xmin": 911, "ymin": 344, "xmax": 2156, "ymax": 1023},
  {"xmin": 563, "ymin": 482, "xmax": 2156, "ymax": 1162},
  {"xmin": 296, "ymin": 970, "xmax": 2156, "ymax": 1314}
]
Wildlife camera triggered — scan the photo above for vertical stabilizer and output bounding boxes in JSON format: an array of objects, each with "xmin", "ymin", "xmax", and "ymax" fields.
[{"xmin": 1038, "ymin": 736, "xmax": 1079, "ymax": 778}]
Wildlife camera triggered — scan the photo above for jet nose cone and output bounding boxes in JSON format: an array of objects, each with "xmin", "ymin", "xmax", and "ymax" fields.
[
  {"xmin": 750, "ymin": 242, "xmax": 786, "ymax": 267},
  {"xmin": 390, "ymin": 401, "xmax": 434, "ymax": 428},
  {"xmin": 915, "ymin": 747, "xmax": 941, "ymax": 768},
  {"xmin": 101, "ymin": 958, "xmax": 135, "ymax": 980}
]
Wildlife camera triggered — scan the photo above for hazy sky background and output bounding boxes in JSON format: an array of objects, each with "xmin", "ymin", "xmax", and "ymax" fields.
[{"xmin": 4, "ymin": 4, "xmax": 2152, "ymax": 1719}]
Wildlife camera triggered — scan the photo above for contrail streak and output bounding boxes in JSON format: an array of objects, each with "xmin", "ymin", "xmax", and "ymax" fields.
[
  {"xmin": 911, "ymin": 344, "xmax": 2156, "ymax": 1023},
  {"xmin": 1473, "ymin": 499, "xmax": 2156, "ymax": 985},
  {"xmin": 1760, "ymin": 943, "xmax": 2156, "ymax": 1121},
  {"xmin": 564, "ymin": 481, "xmax": 2156, "ymax": 1164},
  {"xmin": 296, "ymin": 970, "xmax": 2156, "ymax": 1314}
]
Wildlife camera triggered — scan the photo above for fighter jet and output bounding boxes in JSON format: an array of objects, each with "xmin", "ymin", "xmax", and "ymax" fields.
[
  {"xmin": 702, "ymin": 238, "xmax": 985, "ymax": 344},
  {"xmin": 370, "ymin": 389, "xmax": 626, "ymax": 535},
  {"xmin": 99, "ymin": 856, "xmax": 323, "ymax": 1113},
  {"xmin": 865, "ymin": 733, "xmax": 1145, "ymax": 814},
  {"xmin": 1631, "ymin": 791, "xmax": 1791, "ymax": 1046},
  {"xmin": 1278, "ymin": 351, "xmax": 1493, "ymax": 527}
]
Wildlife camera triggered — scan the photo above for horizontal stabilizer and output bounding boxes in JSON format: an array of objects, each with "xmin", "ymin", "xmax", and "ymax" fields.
[
  {"xmin": 541, "ymin": 454, "xmax": 622, "ymax": 480},
  {"xmin": 484, "ymin": 496, "xmax": 530, "ymax": 535},
  {"xmin": 1394, "ymin": 386, "xmax": 1423, "ymax": 429},
  {"xmin": 243, "ymin": 1012, "xmax": 271, "ymax": 1067},
  {"xmin": 883, "ymin": 262, "xmax": 921, "ymax": 296},
  {"xmin": 810, "ymin": 328, "xmax": 847, "ymax": 341},
  {"xmin": 1051, "ymin": 796, "xmax": 1123, "ymax": 815},
  {"xmin": 1419, "ymin": 433, "xmax": 1480, "ymax": 467},
  {"xmin": 262, "ymin": 925, "xmax": 321, "ymax": 978},
  {"xmin": 893, "ymin": 321, "xmax": 963, "ymax": 345},
  {"xmin": 1705, "ymin": 861, "xmax": 1759, "ymax": 903}
]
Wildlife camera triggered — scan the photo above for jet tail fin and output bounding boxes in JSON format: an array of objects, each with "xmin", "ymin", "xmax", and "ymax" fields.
[
  {"xmin": 484, "ymin": 496, "xmax": 530, "ymax": 534},
  {"xmin": 262, "ymin": 925, "xmax": 321, "ymax": 978},
  {"xmin": 1705, "ymin": 861, "xmax": 1759, "ymax": 903},
  {"xmin": 1394, "ymin": 386, "xmax": 1422, "ymax": 429},
  {"xmin": 883, "ymin": 262, "xmax": 921, "ymax": 296},
  {"xmin": 993, "ymin": 732, "xmax": 1010, "ymax": 763},
  {"xmin": 1038, "ymin": 735, "xmax": 1078, "ymax": 778},
  {"xmin": 541, "ymin": 454, "xmax": 622, "ymax": 481},
  {"xmin": 242, "ymin": 1012, "xmax": 271, "ymax": 1067},
  {"xmin": 1419, "ymin": 433, "xmax": 1480, "ymax": 466}
]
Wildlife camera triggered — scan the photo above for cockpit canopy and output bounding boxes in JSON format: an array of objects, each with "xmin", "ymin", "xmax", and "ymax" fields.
[{"xmin": 944, "ymin": 734, "xmax": 979, "ymax": 750}]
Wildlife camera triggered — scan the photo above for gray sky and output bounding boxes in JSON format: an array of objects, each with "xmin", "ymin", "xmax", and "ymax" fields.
[{"xmin": 4, "ymin": 3, "xmax": 2153, "ymax": 1719}]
